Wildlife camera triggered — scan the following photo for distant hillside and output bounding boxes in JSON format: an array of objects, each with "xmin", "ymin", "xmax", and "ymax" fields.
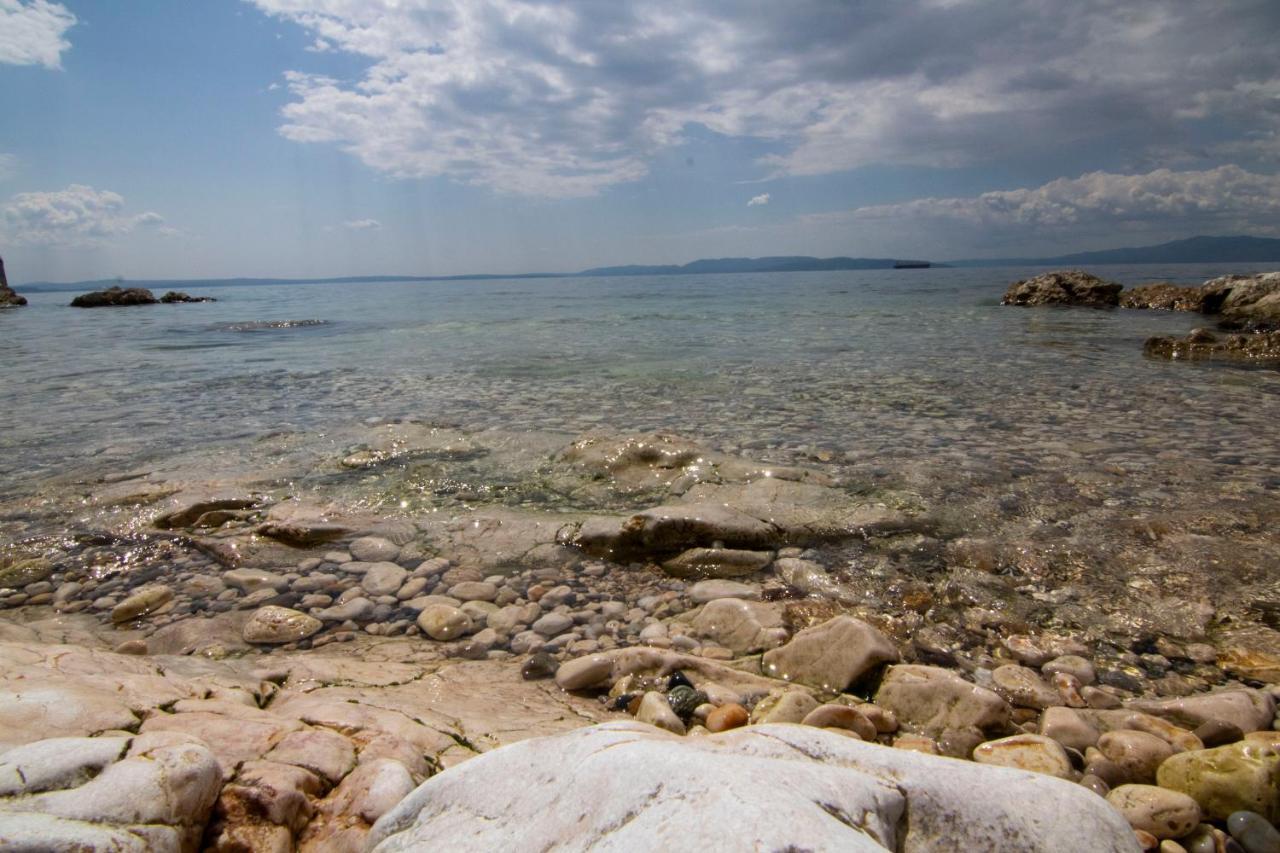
[
  {"xmin": 578, "ymin": 256, "xmax": 933, "ymax": 276},
  {"xmin": 948, "ymin": 235, "xmax": 1280, "ymax": 267}
]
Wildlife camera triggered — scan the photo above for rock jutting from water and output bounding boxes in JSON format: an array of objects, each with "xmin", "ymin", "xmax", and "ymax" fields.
[
  {"xmin": 70, "ymin": 286, "xmax": 160, "ymax": 307},
  {"xmin": 0, "ymin": 256, "xmax": 26, "ymax": 308},
  {"xmin": 1001, "ymin": 270, "xmax": 1123, "ymax": 308}
]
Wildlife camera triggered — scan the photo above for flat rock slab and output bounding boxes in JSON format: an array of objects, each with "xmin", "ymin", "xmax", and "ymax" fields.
[{"xmin": 367, "ymin": 721, "xmax": 1139, "ymax": 851}]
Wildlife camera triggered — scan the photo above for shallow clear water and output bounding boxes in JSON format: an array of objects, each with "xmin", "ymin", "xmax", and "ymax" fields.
[{"xmin": 3, "ymin": 263, "xmax": 1278, "ymax": 493}]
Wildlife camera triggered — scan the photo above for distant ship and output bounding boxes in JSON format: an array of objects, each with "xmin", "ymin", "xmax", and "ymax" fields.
[{"xmin": 893, "ymin": 260, "xmax": 930, "ymax": 269}]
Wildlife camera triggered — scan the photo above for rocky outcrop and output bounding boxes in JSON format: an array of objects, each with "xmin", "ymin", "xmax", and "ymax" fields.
[
  {"xmin": 366, "ymin": 722, "xmax": 1139, "ymax": 851},
  {"xmin": 1202, "ymin": 272, "xmax": 1280, "ymax": 326},
  {"xmin": 1119, "ymin": 283, "xmax": 1205, "ymax": 311},
  {"xmin": 1143, "ymin": 328, "xmax": 1280, "ymax": 365},
  {"xmin": 0, "ymin": 256, "xmax": 26, "ymax": 308},
  {"xmin": 1002, "ymin": 270, "xmax": 1123, "ymax": 308},
  {"xmin": 70, "ymin": 286, "xmax": 159, "ymax": 308},
  {"xmin": 159, "ymin": 291, "xmax": 215, "ymax": 303}
]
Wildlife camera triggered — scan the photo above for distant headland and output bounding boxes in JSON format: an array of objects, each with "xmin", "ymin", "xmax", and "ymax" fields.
[{"xmin": 15, "ymin": 234, "xmax": 1280, "ymax": 292}]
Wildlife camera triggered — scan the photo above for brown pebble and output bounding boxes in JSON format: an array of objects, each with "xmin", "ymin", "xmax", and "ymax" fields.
[
  {"xmin": 113, "ymin": 640, "xmax": 148, "ymax": 655},
  {"xmin": 1192, "ymin": 719, "xmax": 1242, "ymax": 748},
  {"xmin": 626, "ymin": 694, "xmax": 644, "ymax": 716},
  {"xmin": 800, "ymin": 705, "xmax": 876, "ymax": 740},
  {"xmin": 1134, "ymin": 829, "xmax": 1158, "ymax": 850},
  {"xmin": 705, "ymin": 703, "xmax": 748, "ymax": 733}
]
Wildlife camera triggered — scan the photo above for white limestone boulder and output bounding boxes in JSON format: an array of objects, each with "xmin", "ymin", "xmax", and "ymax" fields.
[{"xmin": 367, "ymin": 721, "xmax": 1139, "ymax": 852}]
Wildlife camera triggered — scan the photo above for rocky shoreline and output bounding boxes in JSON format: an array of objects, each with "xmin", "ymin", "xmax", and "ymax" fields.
[
  {"xmin": 1, "ymin": 425, "xmax": 1278, "ymax": 850},
  {"xmin": 1004, "ymin": 269, "xmax": 1280, "ymax": 366}
]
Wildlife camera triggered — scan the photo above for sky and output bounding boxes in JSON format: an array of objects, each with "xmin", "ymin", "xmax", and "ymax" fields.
[{"xmin": 1, "ymin": 1, "xmax": 1279, "ymax": 282}]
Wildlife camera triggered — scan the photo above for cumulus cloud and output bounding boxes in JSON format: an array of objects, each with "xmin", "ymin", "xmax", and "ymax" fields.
[
  {"xmin": 747, "ymin": 193, "xmax": 770, "ymax": 207},
  {"xmin": 247, "ymin": 1, "xmax": 1280, "ymax": 197},
  {"xmin": 2, "ymin": 185, "xmax": 166, "ymax": 247},
  {"xmin": 342, "ymin": 218, "xmax": 381, "ymax": 230},
  {"xmin": 0, "ymin": 0, "xmax": 75, "ymax": 69},
  {"xmin": 794, "ymin": 166, "xmax": 1280, "ymax": 255}
]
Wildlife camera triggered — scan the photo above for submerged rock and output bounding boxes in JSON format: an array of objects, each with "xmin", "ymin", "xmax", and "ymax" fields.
[
  {"xmin": 242, "ymin": 606, "xmax": 322, "ymax": 645},
  {"xmin": 1002, "ymin": 270, "xmax": 1123, "ymax": 308},
  {"xmin": 660, "ymin": 547, "xmax": 773, "ymax": 579},
  {"xmin": 761, "ymin": 615, "xmax": 899, "ymax": 691},
  {"xmin": 1144, "ymin": 329, "xmax": 1280, "ymax": 365},
  {"xmin": 1157, "ymin": 740, "xmax": 1280, "ymax": 822},
  {"xmin": 365, "ymin": 721, "xmax": 1139, "ymax": 851},
  {"xmin": 158, "ymin": 291, "xmax": 215, "ymax": 303},
  {"xmin": 70, "ymin": 286, "xmax": 159, "ymax": 308}
]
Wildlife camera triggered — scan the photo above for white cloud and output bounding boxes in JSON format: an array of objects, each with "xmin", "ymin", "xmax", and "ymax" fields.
[
  {"xmin": 247, "ymin": 1, "xmax": 1280, "ymax": 198},
  {"xmin": 790, "ymin": 166, "xmax": 1280, "ymax": 256},
  {"xmin": 2, "ymin": 185, "xmax": 167, "ymax": 247},
  {"xmin": 342, "ymin": 218, "xmax": 381, "ymax": 230},
  {"xmin": 0, "ymin": 0, "xmax": 75, "ymax": 69},
  {"xmin": 747, "ymin": 193, "xmax": 770, "ymax": 207}
]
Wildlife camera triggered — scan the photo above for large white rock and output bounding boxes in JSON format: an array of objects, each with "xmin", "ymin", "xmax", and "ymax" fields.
[
  {"xmin": 367, "ymin": 722, "xmax": 1139, "ymax": 851},
  {"xmin": 0, "ymin": 734, "xmax": 222, "ymax": 853}
]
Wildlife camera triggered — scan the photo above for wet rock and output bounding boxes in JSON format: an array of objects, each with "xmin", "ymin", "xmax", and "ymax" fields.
[
  {"xmin": 415, "ymin": 605, "xmax": 472, "ymax": 641},
  {"xmin": 70, "ymin": 286, "xmax": 159, "ymax": 308},
  {"xmin": 314, "ymin": 596, "xmax": 376, "ymax": 623},
  {"xmin": 366, "ymin": 721, "xmax": 1138, "ymax": 850},
  {"xmin": 0, "ymin": 257, "xmax": 26, "ymax": 308},
  {"xmin": 992, "ymin": 664, "xmax": 1062, "ymax": 710},
  {"xmin": 1001, "ymin": 270, "xmax": 1122, "ymax": 308},
  {"xmin": 800, "ymin": 704, "xmax": 876, "ymax": 740},
  {"xmin": 531, "ymin": 612, "xmax": 573, "ymax": 638},
  {"xmin": 1041, "ymin": 706, "xmax": 1102, "ymax": 752},
  {"xmin": 521, "ymin": 652, "xmax": 558, "ymax": 681},
  {"xmin": 1097, "ymin": 730, "xmax": 1174, "ymax": 785},
  {"xmin": 750, "ymin": 688, "xmax": 819, "ymax": 725},
  {"xmin": 635, "ymin": 691, "xmax": 685, "ymax": 734},
  {"xmin": 1106, "ymin": 784, "xmax": 1202, "ymax": 839},
  {"xmin": 661, "ymin": 547, "xmax": 773, "ymax": 579},
  {"xmin": 577, "ymin": 502, "xmax": 779, "ymax": 560},
  {"xmin": 242, "ymin": 606, "xmax": 322, "ymax": 644},
  {"xmin": 1202, "ymin": 271, "xmax": 1280, "ymax": 324},
  {"xmin": 761, "ymin": 615, "xmax": 899, "ymax": 691},
  {"xmin": 447, "ymin": 581, "xmax": 498, "ymax": 602},
  {"xmin": 1128, "ymin": 690, "xmax": 1276, "ymax": 735},
  {"xmin": 554, "ymin": 655, "xmax": 613, "ymax": 691},
  {"xmin": 255, "ymin": 520, "xmax": 350, "ymax": 548},
  {"xmin": 1120, "ymin": 284, "xmax": 1206, "ymax": 312},
  {"xmin": 1196, "ymin": 720, "xmax": 1245, "ymax": 749},
  {"xmin": 705, "ymin": 704, "xmax": 748, "ymax": 733},
  {"xmin": 688, "ymin": 580, "xmax": 759, "ymax": 604},
  {"xmin": 666, "ymin": 685, "xmax": 707, "ymax": 720},
  {"xmin": 349, "ymin": 536, "xmax": 401, "ymax": 562},
  {"xmin": 111, "ymin": 586, "xmax": 173, "ymax": 624},
  {"xmin": 158, "ymin": 291, "xmax": 215, "ymax": 303},
  {"xmin": 1227, "ymin": 810, "xmax": 1280, "ymax": 853},
  {"xmin": 1144, "ymin": 330, "xmax": 1280, "ymax": 365},
  {"xmin": 0, "ymin": 558, "xmax": 51, "ymax": 590},
  {"xmin": 224, "ymin": 569, "xmax": 287, "ymax": 593},
  {"xmin": 691, "ymin": 598, "xmax": 784, "ymax": 655},
  {"xmin": 973, "ymin": 734, "xmax": 1074, "ymax": 779},
  {"xmin": 875, "ymin": 664, "xmax": 1012, "ymax": 741},
  {"xmin": 1157, "ymin": 740, "xmax": 1280, "ymax": 822},
  {"xmin": 361, "ymin": 563, "xmax": 408, "ymax": 596},
  {"xmin": 1044, "ymin": 655, "xmax": 1097, "ymax": 686}
]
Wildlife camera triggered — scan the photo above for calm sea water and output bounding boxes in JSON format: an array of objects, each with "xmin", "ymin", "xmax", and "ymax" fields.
[{"xmin": 2, "ymin": 264, "xmax": 1279, "ymax": 507}]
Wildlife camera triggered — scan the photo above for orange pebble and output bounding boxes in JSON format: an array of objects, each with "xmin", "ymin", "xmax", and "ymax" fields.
[{"xmin": 705, "ymin": 703, "xmax": 749, "ymax": 732}]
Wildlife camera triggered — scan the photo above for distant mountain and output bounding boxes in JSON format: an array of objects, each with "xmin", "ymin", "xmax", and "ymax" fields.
[
  {"xmin": 948, "ymin": 235, "xmax": 1280, "ymax": 267},
  {"xmin": 578, "ymin": 256, "xmax": 934, "ymax": 276}
]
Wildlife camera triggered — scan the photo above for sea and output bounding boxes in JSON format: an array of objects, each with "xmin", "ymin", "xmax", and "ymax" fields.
[{"xmin": 2, "ymin": 264, "xmax": 1279, "ymax": 617}]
